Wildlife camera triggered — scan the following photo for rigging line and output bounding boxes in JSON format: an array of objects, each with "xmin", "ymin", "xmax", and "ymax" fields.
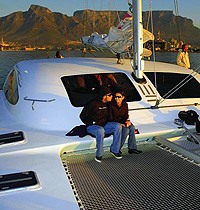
[
  {"xmin": 108, "ymin": 0, "xmax": 111, "ymax": 30},
  {"xmin": 158, "ymin": 65, "xmax": 200, "ymax": 105},
  {"xmin": 174, "ymin": 0, "xmax": 181, "ymax": 45},
  {"xmin": 100, "ymin": 0, "xmax": 103, "ymax": 11},
  {"xmin": 156, "ymin": 0, "xmax": 193, "ymax": 106},
  {"xmin": 149, "ymin": 0, "xmax": 158, "ymax": 97},
  {"xmin": 146, "ymin": 3, "xmax": 151, "ymax": 31},
  {"xmin": 84, "ymin": 0, "xmax": 88, "ymax": 36},
  {"xmin": 93, "ymin": 0, "xmax": 96, "ymax": 32},
  {"xmin": 65, "ymin": 30, "xmax": 70, "ymax": 58},
  {"xmin": 161, "ymin": 67, "xmax": 199, "ymax": 99},
  {"xmin": 159, "ymin": 75, "xmax": 196, "ymax": 104},
  {"xmin": 83, "ymin": 45, "xmax": 97, "ymax": 57},
  {"xmin": 113, "ymin": 0, "xmax": 121, "ymax": 24},
  {"xmin": 85, "ymin": 0, "xmax": 88, "ymax": 9},
  {"xmin": 144, "ymin": 3, "xmax": 151, "ymax": 53}
]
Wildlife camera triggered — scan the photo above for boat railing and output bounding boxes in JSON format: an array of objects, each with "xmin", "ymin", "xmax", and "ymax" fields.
[
  {"xmin": 174, "ymin": 118, "xmax": 200, "ymax": 144},
  {"xmin": 23, "ymin": 96, "xmax": 55, "ymax": 110}
]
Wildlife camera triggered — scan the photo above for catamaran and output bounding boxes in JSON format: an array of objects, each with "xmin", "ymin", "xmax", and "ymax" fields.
[{"xmin": 0, "ymin": 0, "xmax": 200, "ymax": 209}]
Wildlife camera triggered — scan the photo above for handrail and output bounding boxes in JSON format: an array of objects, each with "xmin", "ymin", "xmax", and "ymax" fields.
[
  {"xmin": 128, "ymin": 102, "xmax": 200, "ymax": 111},
  {"xmin": 24, "ymin": 96, "xmax": 55, "ymax": 110}
]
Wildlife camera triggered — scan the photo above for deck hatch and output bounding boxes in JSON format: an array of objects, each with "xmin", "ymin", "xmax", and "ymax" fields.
[
  {"xmin": 0, "ymin": 171, "xmax": 39, "ymax": 193},
  {"xmin": 0, "ymin": 131, "xmax": 25, "ymax": 145},
  {"xmin": 63, "ymin": 143, "xmax": 200, "ymax": 210}
]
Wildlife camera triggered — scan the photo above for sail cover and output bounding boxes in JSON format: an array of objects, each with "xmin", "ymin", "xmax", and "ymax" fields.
[{"xmin": 81, "ymin": 10, "xmax": 154, "ymax": 54}]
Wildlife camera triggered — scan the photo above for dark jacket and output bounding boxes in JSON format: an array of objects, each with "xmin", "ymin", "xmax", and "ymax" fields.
[
  {"xmin": 108, "ymin": 101, "xmax": 129, "ymax": 124},
  {"xmin": 86, "ymin": 100, "xmax": 108, "ymax": 126},
  {"xmin": 80, "ymin": 86, "xmax": 111, "ymax": 127}
]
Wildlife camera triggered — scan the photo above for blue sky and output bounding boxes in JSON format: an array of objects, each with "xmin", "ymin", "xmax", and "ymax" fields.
[{"xmin": 0, "ymin": 0, "xmax": 200, "ymax": 27}]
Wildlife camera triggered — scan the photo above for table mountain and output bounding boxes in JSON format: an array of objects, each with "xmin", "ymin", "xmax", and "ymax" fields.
[{"xmin": 0, "ymin": 4, "xmax": 199, "ymax": 46}]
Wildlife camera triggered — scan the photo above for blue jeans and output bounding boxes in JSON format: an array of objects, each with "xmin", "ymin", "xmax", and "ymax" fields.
[
  {"xmin": 87, "ymin": 122, "xmax": 122, "ymax": 157},
  {"xmin": 121, "ymin": 124, "xmax": 137, "ymax": 150}
]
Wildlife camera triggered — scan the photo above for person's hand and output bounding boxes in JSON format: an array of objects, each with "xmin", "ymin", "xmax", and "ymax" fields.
[{"xmin": 125, "ymin": 120, "xmax": 131, "ymax": 127}]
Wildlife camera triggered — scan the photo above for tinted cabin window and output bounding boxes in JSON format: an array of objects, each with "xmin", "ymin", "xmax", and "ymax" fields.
[
  {"xmin": 61, "ymin": 73, "xmax": 141, "ymax": 107},
  {"xmin": 3, "ymin": 70, "xmax": 19, "ymax": 105},
  {"xmin": 145, "ymin": 72, "xmax": 200, "ymax": 98}
]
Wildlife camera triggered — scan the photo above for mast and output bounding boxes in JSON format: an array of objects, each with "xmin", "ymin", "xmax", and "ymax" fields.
[
  {"xmin": 174, "ymin": 0, "xmax": 181, "ymax": 46},
  {"xmin": 133, "ymin": 0, "xmax": 144, "ymax": 79}
]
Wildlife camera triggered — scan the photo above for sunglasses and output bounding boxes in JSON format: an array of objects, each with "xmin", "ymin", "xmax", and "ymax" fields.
[
  {"xmin": 106, "ymin": 93, "xmax": 112, "ymax": 97},
  {"xmin": 115, "ymin": 96, "xmax": 122, "ymax": 98}
]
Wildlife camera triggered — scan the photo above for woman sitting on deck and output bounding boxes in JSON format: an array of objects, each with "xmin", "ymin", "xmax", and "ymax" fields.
[{"xmin": 109, "ymin": 89, "xmax": 142, "ymax": 154}]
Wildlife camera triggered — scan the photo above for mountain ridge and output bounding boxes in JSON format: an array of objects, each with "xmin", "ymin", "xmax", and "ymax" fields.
[{"xmin": 0, "ymin": 5, "xmax": 200, "ymax": 47}]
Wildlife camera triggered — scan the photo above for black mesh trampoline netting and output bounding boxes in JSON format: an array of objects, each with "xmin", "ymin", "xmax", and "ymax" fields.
[{"xmin": 62, "ymin": 143, "xmax": 200, "ymax": 210}]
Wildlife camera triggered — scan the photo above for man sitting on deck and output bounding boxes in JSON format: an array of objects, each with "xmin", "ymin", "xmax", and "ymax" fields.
[{"xmin": 80, "ymin": 86, "xmax": 122, "ymax": 162}]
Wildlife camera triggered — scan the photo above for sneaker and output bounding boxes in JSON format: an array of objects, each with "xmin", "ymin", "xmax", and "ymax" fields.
[
  {"xmin": 110, "ymin": 149, "xmax": 122, "ymax": 159},
  {"xmin": 95, "ymin": 156, "xmax": 102, "ymax": 163},
  {"xmin": 128, "ymin": 149, "xmax": 142, "ymax": 154}
]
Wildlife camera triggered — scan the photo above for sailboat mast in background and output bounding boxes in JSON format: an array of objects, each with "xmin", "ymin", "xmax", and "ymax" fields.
[
  {"xmin": 133, "ymin": 0, "xmax": 144, "ymax": 79},
  {"xmin": 174, "ymin": 0, "xmax": 182, "ymax": 47}
]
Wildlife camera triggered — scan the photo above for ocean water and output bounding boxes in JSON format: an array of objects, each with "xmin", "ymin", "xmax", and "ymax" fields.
[{"xmin": 0, "ymin": 50, "xmax": 200, "ymax": 89}]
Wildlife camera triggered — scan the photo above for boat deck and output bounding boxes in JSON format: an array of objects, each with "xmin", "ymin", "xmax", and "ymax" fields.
[{"xmin": 62, "ymin": 142, "xmax": 200, "ymax": 210}]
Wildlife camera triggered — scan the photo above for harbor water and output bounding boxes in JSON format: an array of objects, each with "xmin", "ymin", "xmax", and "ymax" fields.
[{"xmin": 0, "ymin": 50, "xmax": 200, "ymax": 89}]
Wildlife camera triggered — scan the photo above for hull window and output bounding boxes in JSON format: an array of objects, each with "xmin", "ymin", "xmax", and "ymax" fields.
[
  {"xmin": 145, "ymin": 72, "xmax": 200, "ymax": 99},
  {"xmin": 3, "ymin": 69, "xmax": 19, "ymax": 105},
  {"xmin": 61, "ymin": 73, "xmax": 141, "ymax": 107}
]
